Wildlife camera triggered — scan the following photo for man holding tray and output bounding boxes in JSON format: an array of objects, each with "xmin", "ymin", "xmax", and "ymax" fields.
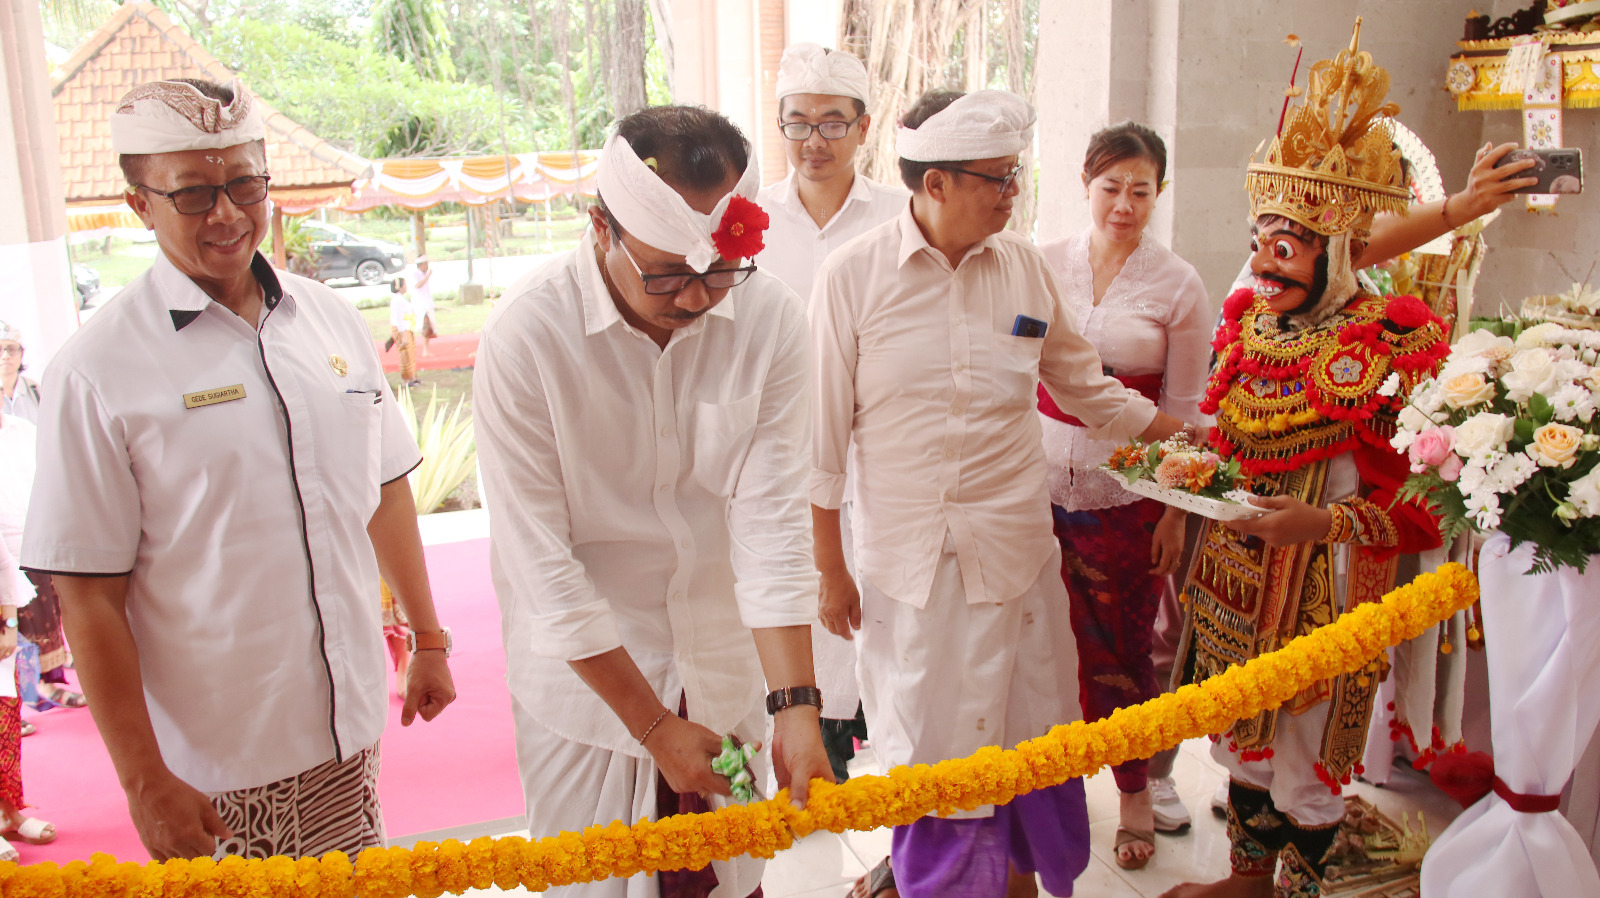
[
  {"xmin": 1162, "ymin": 25, "xmax": 1449, "ymax": 898},
  {"xmin": 812, "ymin": 88, "xmax": 1190, "ymax": 898}
]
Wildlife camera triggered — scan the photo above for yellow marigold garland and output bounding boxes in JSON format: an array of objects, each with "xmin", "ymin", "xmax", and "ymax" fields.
[{"xmin": 0, "ymin": 564, "xmax": 1477, "ymax": 898}]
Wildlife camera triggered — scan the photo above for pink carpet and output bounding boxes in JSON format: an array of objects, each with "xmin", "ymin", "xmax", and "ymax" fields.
[
  {"xmin": 374, "ymin": 333, "xmax": 479, "ymax": 373},
  {"xmin": 18, "ymin": 537, "xmax": 521, "ymax": 864}
]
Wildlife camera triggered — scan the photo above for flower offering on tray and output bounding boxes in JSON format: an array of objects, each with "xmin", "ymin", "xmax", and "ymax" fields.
[
  {"xmin": 1100, "ymin": 435, "xmax": 1264, "ymax": 521},
  {"xmin": 1393, "ymin": 320, "xmax": 1600, "ymax": 573}
]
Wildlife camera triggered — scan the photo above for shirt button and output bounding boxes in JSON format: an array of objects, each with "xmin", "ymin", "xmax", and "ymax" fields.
[
  {"xmin": 660, "ymin": 427, "xmax": 671, "ymax": 437},
  {"xmin": 672, "ymin": 591, "xmax": 684, "ymax": 601},
  {"xmin": 945, "ymin": 448, "xmax": 957, "ymax": 459},
  {"xmin": 658, "ymin": 484, "xmax": 670, "ymax": 494},
  {"xmin": 680, "ymin": 538, "xmax": 691, "ymax": 549}
]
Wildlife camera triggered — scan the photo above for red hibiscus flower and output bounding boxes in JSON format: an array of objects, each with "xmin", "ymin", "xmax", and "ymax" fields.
[
  {"xmin": 712, "ymin": 196, "xmax": 770, "ymax": 260},
  {"xmin": 1385, "ymin": 294, "xmax": 1432, "ymax": 329}
]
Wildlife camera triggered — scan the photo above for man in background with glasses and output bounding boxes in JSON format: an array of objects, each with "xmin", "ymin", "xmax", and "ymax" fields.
[
  {"xmin": 22, "ymin": 78, "xmax": 455, "ymax": 861},
  {"xmin": 755, "ymin": 43, "xmax": 909, "ymax": 305},
  {"xmin": 755, "ymin": 41, "xmax": 909, "ymax": 791},
  {"xmin": 474, "ymin": 105, "xmax": 831, "ymax": 897}
]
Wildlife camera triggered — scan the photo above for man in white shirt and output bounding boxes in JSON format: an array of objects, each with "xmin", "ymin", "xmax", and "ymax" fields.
[
  {"xmin": 755, "ymin": 43, "xmax": 909, "ymax": 305},
  {"xmin": 755, "ymin": 41, "xmax": 908, "ymax": 784},
  {"xmin": 475, "ymin": 105, "xmax": 832, "ymax": 898},
  {"xmin": 22, "ymin": 78, "xmax": 455, "ymax": 862},
  {"xmin": 813, "ymin": 90, "xmax": 1189, "ymax": 898}
]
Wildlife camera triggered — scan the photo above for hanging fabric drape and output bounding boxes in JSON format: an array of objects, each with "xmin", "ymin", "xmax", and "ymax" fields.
[
  {"xmin": 341, "ymin": 151, "xmax": 600, "ymax": 212},
  {"xmin": 1421, "ymin": 534, "xmax": 1600, "ymax": 896}
]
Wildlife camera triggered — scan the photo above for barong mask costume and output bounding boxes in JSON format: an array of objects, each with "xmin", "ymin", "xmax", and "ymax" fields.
[
  {"xmin": 111, "ymin": 79, "xmax": 266, "ymax": 154},
  {"xmin": 775, "ymin": 43, "xmax": 870, "ymax": 102},
  {"xmin": 595, "ymin": 133, "xmax": 767, "ymax": 273},
  {"xmin": 1175, "ymin": 17, "xmax": 1448, "ymax": 826},
  {"xmin": 895, "ymin": 89, "xmax": 1035, "ymax": 163},
  {"xmin": 1244, "ymin": 23, "xmax": 1409, "ymax": 331}
]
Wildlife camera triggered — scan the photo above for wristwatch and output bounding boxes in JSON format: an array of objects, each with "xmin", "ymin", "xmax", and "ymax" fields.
[
  {"xmin": 406, "ymin": 627, "xmax": 452, "ymax": 658},
  {"xmin": 765, "ymin": 685, "xmax": 822, "ymax": 715}
]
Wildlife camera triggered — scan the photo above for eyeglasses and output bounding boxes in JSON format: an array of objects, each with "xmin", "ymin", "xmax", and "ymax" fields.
[
  {"xmin": 614, "ymin": 236, "xmax": 757, "ymax": 296},
  {"xmin": 778, "ymin": 117, "xmax": 863, "ymax": 141},
  {"xmin": 135, "ymin": 174, "xmax": 272, "ymax": 215},
  {"xmin": 0, "ymin": 346, "xmax": 20, "ymax": 358},
  {"xmin": 938, "ymin": 163, "xmax": 1025, "ymax": 192}
]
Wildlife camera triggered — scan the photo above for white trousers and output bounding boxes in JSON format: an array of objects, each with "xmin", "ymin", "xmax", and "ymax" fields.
[
  {"xmin": 512, "ymin": 697, "xmax": 767, "ymax": 897},
  {"xmin": 1213, "ymin": 701, "xmax": 1347, "ymax": 828},
  {"xmin": 856, "ymin": 534, "xmax": 1079, "ymax": 817}
]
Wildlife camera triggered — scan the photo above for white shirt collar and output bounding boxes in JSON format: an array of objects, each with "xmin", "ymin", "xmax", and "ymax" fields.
[
  {"xmin": 894, "ymin": 203, "xmax": 999, "ymax": 271},
  {"xmin": 153, "ymin": 251, "xmax": 290, "ymax": 331},
  {"xmin": 778, "ymin": 169, "xmax": 879, "ymax": 215}
]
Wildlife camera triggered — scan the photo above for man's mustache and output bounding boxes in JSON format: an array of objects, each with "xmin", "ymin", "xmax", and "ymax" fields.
[{"xmin": 1257, "ymin": 272, "xmax": 1309, "ymax": 292}]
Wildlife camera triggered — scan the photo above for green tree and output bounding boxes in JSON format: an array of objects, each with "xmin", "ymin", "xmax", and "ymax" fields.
[{"xmin": 372, "ymin": 0, "xmax": 457, "ymax": 81}]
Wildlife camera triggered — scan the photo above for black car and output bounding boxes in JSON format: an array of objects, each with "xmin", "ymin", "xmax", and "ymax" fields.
[{"xmin": 301, "ymin": 221, "xmax": 405, "ymax": 286}]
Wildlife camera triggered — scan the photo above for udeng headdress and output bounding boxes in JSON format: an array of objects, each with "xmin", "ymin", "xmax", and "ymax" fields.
[{"xmin": 1245, "ymin": 19, "xmax": 1409, "ymax": 238}]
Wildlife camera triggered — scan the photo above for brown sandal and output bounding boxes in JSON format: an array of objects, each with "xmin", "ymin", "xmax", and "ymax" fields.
[{"xmin": 1113, "ymin": 825, "xmax": 1156, "ymax": 870}]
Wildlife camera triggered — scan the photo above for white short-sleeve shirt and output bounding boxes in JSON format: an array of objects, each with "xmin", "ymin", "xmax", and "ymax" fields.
[{"xmin": 22, "ymin": 252, "xmax": 421, "ymax": 793}]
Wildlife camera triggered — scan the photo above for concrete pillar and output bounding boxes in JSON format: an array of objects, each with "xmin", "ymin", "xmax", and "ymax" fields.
[{"xmin": 0, "ymin": 0, "xmax": 75, "ymax": 369}]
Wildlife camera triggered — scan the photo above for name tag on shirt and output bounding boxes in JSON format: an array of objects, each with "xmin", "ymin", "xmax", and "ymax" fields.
[{"xmin": 183, "ymin": 384, "xmax": 247, "ymax": 410}]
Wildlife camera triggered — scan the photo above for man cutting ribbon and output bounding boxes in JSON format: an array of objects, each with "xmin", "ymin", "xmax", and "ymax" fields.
[{"xmin": 475, "ymin": 104, "xmax": 831, "ymax": 898}]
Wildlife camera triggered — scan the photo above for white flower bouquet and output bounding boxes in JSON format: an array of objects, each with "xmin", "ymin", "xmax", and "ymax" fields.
[{"xmin": 1393, "ymin": 320, "xmax": 1600, "ymax": 573}]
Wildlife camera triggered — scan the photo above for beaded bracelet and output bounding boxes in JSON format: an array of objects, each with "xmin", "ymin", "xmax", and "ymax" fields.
[{"xmin": 637, "ymin": 709, "xmax": 672, "ymax": 745}]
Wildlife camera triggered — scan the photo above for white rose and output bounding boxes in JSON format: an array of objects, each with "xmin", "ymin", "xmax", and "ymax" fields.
[
  {"xmin": 1436, "ymin": 353, "xmax": 1492, "ymax": 384},
  {"xmin": 1569, "ymin": 467, "xmax": 1600, "ymax": 517},
  {"xmin": 1441, "ymin": 372, "xmax": 1497, "ymax": 409},
  {"xmin": 1454, "ymin": 329, "xmax": 1516, "ymax": 366},
  {"xmin": 1516, "ymin": 321, "xmax": 1566, "ymax": 349},
  {"xmin": 1454, "ymin": 412, "xmax": 1514, "ymax": 460},
  {"xmin": 1501, "ymin": 348, "xmax": 1561, "ymax": 403}
]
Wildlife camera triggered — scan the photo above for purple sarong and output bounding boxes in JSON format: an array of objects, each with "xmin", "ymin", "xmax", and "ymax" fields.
[{"xmin": 890, "ymin": 777, "xmax": 1090, "ymax": 897}]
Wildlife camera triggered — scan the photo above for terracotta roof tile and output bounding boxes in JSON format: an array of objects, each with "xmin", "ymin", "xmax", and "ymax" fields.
[{"xmin": 53, "ymin": 1, "xmax": 369, "ymax": 205}]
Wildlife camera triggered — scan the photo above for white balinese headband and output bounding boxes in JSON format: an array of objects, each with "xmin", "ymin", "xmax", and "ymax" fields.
[
  {"xmin": 111, "ymin": 79, "xmax": 266, "ymax": 154},
  {"xmin": 595, "ymin": 134, "xmax": 766, "ymax": 272},
  {"xmin": 896, "ymin": 89, "xmax": 1035, "ymax": 163}
]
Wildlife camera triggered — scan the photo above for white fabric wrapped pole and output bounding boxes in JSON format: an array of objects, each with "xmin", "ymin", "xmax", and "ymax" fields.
[{"xmin": 1421, "ymin": 533, "xmax": 1600, "ymax": 896}]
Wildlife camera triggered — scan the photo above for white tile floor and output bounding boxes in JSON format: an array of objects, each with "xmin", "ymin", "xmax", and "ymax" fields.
[{"xmin": 424, "ymin": 736, "xmax": 1458, "ymax": 897}]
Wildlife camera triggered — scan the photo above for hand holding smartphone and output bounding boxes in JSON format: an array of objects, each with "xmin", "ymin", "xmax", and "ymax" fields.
[{"xmin": 1494, "ymin": 147, "xmax": 1584, "ymax": 194}]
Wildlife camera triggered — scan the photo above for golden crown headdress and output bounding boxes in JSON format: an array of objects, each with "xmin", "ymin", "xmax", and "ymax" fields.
[{"xmin": 1245, "ymin": 19, "xmax": 1410, "ymax": 238}]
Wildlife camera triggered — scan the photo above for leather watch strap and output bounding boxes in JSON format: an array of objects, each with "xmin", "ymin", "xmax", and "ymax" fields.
[
  {"xmin": 765, "ymin": 685, "xmax": 822, "ymax": 715},
  {"xmin": 408, "ymin": 628, "xmax": 451, "ymax": 657}
]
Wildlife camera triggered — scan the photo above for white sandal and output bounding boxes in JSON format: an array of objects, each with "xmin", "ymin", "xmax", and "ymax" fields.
[
  {"xmin": 0, "ymin": 834, "xmax": 17, "ymax": 863},
  {"xmin": 4, "ymin": 816, "xmax": 55, "ymax": 845}
]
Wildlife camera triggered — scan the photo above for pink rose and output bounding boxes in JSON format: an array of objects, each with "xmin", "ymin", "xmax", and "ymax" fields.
[
  {"xmin": 1408, "ymin": 425, "xmax": 1456, "ymax": 473},
  {"xmin": 1438, "ymin": 455, "xmax": 1464, "ymax": 482}
]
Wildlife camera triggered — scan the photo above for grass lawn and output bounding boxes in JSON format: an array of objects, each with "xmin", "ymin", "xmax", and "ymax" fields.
[
  {"xmin": 69, "ymin": 235, "xmax": 159, "ymax": 287},
  {"xmin": 359, "ymin": 295, "xmax": 499, "ymax": 343},
  {"xmin": 389, "ymin": 368, "xmax": 475, "ymax": 420}
]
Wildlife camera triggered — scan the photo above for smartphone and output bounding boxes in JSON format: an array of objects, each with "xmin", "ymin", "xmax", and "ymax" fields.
[
  {"xmin": 1495, "ymin": 147, "xmax": 1583, "ymax": 194},
  {"xmin": 1012, "ymin": 314, "xmax": 1048, "ymax": 338}
]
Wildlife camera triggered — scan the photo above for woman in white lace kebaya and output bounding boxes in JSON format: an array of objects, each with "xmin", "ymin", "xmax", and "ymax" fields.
[{"xmin": 1037, "ymin": 122, "xmax": 1211, "ymax": 871}]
